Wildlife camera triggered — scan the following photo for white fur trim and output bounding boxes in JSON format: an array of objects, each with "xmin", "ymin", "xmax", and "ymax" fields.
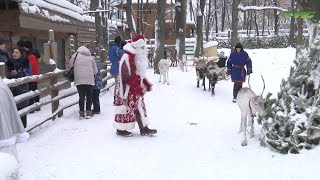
[
  {"xmin": 113, "ymin": 121, "xmax": 135, "ymax": 131},
  {"xmin": 137, "ymin": 97, "xmax": 150, "ymax": 127},
  {"xmin": 123, "ymin": 44, "xmax": 137, "ymax": 54},
  {"xmin": 0, "ymin": 137, "xmax": 16, "ymax": 148},
  {"xmin": 131, "ymin": 39, "xmax": 146, "ymax": 49},
  {"xmin": 119, "ymin": 54, "xmax": 131, "ymax": 99},
  {"xmin": 114, "ymin": 105, "xmax": 127, "ymax": 115}
]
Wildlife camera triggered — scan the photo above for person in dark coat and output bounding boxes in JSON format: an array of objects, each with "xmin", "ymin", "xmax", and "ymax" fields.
[
  {"xmin": 108, "ymin": 36, "xmax": 124, "ymax": 105},
  {"xmin": 0, "ymin": 37, "xmax": 9, "ymax": 63},
  {"xmin": 24, "ymin": 41, "xmax": 41, "ymax": 112},
  {"xmin": 227, "ymin": 43, "xmax": 252, "ymax": 103},
  {"xmin": 217, "ymin": 51, "xmax": 228, "ymax": 68},
  {"xmin": 6, "ymin": 47, "xmax": 32, "ymax": 128}
]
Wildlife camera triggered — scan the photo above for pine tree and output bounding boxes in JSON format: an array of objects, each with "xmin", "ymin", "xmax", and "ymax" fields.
[{"xmin": 259, "ymin": 10, "xmax": 320, "ymax": 153}]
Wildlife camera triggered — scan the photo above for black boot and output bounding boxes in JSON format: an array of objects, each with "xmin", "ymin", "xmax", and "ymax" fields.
[
  {"xmin": 116, "ymin": 130, "xmax": 133, "ymax": 137},
  {"xmin": 136, "ymin": 114, "xmax": 157, "ymax": 136},
  {"xmin": 233, "ymin": 83, "xmax": 243, "ymax": 102},
  {"xmin": 113, "ymin": 96, "xmax": 116, "ymax": 105}
]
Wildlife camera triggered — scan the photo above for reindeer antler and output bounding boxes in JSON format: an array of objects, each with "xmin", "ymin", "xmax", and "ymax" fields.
[{"xmin": 260, "ymin": 75, "xmax": 265, "ymax": 97}]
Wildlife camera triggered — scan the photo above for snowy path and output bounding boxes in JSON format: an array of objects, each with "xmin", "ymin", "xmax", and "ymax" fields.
[{"xmin": 17, "ymin": 48, "xmax": 320, "ymax": 180}]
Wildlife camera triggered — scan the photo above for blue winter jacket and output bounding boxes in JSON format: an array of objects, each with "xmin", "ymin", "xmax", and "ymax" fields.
[
  {"xmin": 108, "ymin": 42, "xmax": 123, "ymax": 77},
  {"xmin": 227, "ymin": 50, "xmax": 252, "ymax": 83},
  {"xmin": 94, "ymin": 60, "xmax": 102, "ymax": 90}
]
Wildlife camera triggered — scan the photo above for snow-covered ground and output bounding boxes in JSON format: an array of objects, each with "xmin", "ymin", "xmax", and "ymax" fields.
[{"xmin": 13, "ymin": 48, "xmax": 320, "ymax": 180}]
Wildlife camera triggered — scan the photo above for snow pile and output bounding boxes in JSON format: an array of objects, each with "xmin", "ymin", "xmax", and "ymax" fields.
[{"xmin": 0, "ymin": 152, "xmax": 18, "ymax": 180}]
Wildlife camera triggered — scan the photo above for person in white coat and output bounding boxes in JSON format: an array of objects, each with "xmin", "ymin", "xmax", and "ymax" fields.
[
  {"xmin": 0, "ymin": 76, "xmax": 29, "ymax": 160},
  {"xmin": 69, "ymin": 46, "xmax": 98, "ymax": 119}
]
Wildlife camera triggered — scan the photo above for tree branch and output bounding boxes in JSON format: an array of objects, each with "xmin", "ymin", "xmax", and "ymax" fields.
[{"xmin": 238, "ymin": 5, "xmax": 287, "ymax": 12}]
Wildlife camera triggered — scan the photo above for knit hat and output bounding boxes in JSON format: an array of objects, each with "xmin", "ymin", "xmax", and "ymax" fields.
[
  {"xmin": 114, "ymin": 36, "xmax": 122, "ymax": 44},
  {"xmin": 24, "ymin": 40, "xmax": 33, "ymax": 49},
  {"xmin": 17, "ymin": 40, "xmax": 25, "ymax": 47},
  {"xmin": 235, "ymin": 43, "xmax": 243, "ymax": 51},
  {"xmin": 0, "ymin": 37, "xmax": 5, "ymax": 45},
  {"xmin": 131, "ymin": 34, "xmax": 146, "ymax": 49}
]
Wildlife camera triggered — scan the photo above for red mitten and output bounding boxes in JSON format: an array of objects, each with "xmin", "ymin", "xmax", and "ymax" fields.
[{"xmin": 143, "ymin": 79, "xmax": 152, "ymax": 92}]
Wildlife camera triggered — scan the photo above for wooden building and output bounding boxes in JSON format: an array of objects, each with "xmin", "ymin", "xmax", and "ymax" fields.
[
  {"xmin": 119, "ymin": 1, "xmax": 196, "ymax": 45},
  {"xmin": 0, "ymin": 0, "xmax": 96, "ymax": 72}
]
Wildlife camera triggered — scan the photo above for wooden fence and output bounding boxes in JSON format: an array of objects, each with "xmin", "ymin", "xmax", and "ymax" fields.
[{"xmin": 0, "ymin": 30, "xmax": 115, "ymax": 133}]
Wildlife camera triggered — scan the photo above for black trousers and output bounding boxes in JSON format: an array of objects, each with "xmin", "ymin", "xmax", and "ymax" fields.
[
  {"xmin": 233, "ymin": 83, "xmax": 243, "ymax": 99},
  {"xmin": 92, "ymin": 89, "xmax": 100, "ymax": 113},
  {"xmin": 29, "ymin": 82, "xmax": 40, "ymax": 106},
  {"xmin": 76, "ymin": 85, "xmax": 93, "ymax": 112},
  {"xmin": 21, "ymin": 115, "xmax": 27, "ymax": 128}
]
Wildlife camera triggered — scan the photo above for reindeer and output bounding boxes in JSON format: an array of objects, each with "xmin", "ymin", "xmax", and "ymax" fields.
[
  {"xmin": 179, "ymin": 54, "xmax": 188, "ymax": 72},
  {"xmin": 237, "ymin": 75, "xmax": 267, "ymax": 146},
  {"xmin": 147, "ymin": 47, "xmax": 154, "ymax": 68},
  {"xmin": 196, "ymin": 59, "xmax": 207, "ymax": 90},
  {"xmin": 206, "ymin": 61, "xmax": 219, "ymax": 96},
  {"xmin": 158, "ymin": 58, "xmax": 171, "ymax": 85}
]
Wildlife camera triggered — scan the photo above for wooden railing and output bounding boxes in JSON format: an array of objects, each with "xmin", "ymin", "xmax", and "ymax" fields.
[{"xmin": 0, "ymin": 61, "xmax": 115, "ymax": 132}]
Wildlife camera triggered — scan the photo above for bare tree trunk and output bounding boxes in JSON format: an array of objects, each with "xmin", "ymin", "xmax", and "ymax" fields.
[
  {"xmin": 253, "ymin": 0, "xmax": 259, "ymax": 36},
  {"xmin": 175, "ymin": 0, "xmax": 187, "ymax": 62},
  {"xmin": 205, "ymin": 0, "xmax": 212, "ymax": 42},
  {"xmin": 221, "ymin": 0, "xmax": 226, "ymax": 31},
  {"xmin": 262, "ymin": 0, "xmax": 267, "ymax": 36},
  {"xmin": 137, "ymin": 0, "xmax": 141, "ymax": 33},
  {"xmin": 267, "ymin": 9, "xmax": 270, "ymax": 35},
  {"xmin": 243, "ymin": 11, "xmax": 246, "ymax": 31},
  {"xmin": 289, "ymin": 0, "xmax": 295, "ymax": 46},
  {"xmin": 101, "ymin": 0, "xmax": 108, "ymax": 47},
  {"xmin": 91, "ymin": 0, "xmax": 104, "ymax": 48},
  {"xmin": 126, "ymin": 0, "xmax": 135, "ymax": 38},
  {"xmin": 154, "ymin": 0, "xmax": 166, "ymax": 74},
  {"xmin": 231, "ymin": 0, "xmax": 240, "ymax": 49},
  {"xmin": 214, "ymin": 0, "xmax": 218, "ymax": 36},
  {"xmin": 249, "ymin": 11, "xmax": 253, "ymax": 36},
  {"xmin": 140, "ymin": 0, "xmax": 144, "ymax": 35},
  {"xmin": 189, "ymin": 0, "xmax": 194, "ymax": 22},
  {"xmin": 273, "ymin": 0, "xmax": 279, "ymax": 36},
  {"xmin": 194, "ymin": 0, "xmax": 205, "ymax": 58}
]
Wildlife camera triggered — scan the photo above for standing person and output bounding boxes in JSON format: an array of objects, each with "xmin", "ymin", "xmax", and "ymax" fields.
[
  {"xmin": 0, "ymin": 37, "xmax": 9, "ymax": 63},
  {"xmin": 6, "ymin": 47, "xmax": 32, "ymax": 128},
  {"xmin": 92, "ymin": 57, "xmax": 102, "ymax": 115},
  {"xmin": 227, "ymin": 43, "xmax": 252, "ymax": 103},
  {"xmin": 217, "ymin": 51, "xmax": 228, "ymax": 68},
  {"xmin": 24, "ymin": 41, "xmax": 40, "ymax": 111},
  {"xmin": 68, "ymin": 46, "xmax": 98, "ymax": 119},
  {"xmin": 114, "ymin": 34, "xmax": 157, "ymax": 137},
  {"xmin": 108, "ymin": 36, "xmax": 124, "ymax": 105},
  {"xmin": 0, "ymin": 76, "xmax": 29, "ymax": 160}
]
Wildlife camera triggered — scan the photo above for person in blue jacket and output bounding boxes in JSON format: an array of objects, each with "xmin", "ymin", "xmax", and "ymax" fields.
[
  {"xmin": 108, "ymin": 36, "xmax": 124, "ymax": 104},
  {"xmin": 227, "ymin": 43, "xmax": 252, "ymax": 103}
]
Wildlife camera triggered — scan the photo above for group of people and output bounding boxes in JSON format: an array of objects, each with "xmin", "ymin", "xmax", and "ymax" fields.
[{"xmin": 0, "ymin": 37, "xmax": 41, "ymax": 128}]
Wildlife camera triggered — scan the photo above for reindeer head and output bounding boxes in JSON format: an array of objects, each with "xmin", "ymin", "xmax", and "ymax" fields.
[{"xmin": 248, "ymin": 75, "xmax": 266, "ymax": 116}]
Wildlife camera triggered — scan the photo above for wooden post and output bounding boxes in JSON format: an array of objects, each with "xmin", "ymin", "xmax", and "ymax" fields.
[
  {"xmin": 0, "ymin": 63, "xmax": 5, "ymax": 78},
  {"xmin": 47, "ymin": 30, "xmax": 62, "ymax": 119},
  {"xmin": 100, "ymin": 49, "xmax": 108, "ymax": 87}
]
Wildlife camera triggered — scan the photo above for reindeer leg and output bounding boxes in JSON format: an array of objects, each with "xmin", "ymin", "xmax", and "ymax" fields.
[
  {"xmin": 197, "ymin": 80, "xmax": 199, "ymax": 88},
  {"xmin": 167, "ymin": 72, "xmax": 169, "ymax": 85},
  {"xmin": 203, "ymin": 77, "xmax": 206, "ymax": 91},
  {"xmin": 241, "ymin": 113, "xmax": 248, "ymax": 146},
  {"xmin": 249, "ymin": 116, "xmax": 255, "ymax": 138},
  {"xmin": 159, "ymin": 73, "xmax": 161, "ymax": 83}
]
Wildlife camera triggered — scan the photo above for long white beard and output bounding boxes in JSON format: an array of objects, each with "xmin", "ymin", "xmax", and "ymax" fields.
[{"xmin": 134, "ymin": 48, "xmax": 148, "ymax": 79}]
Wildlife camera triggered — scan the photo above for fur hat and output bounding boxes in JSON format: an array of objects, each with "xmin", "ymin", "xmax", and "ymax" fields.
[
  {"xmin": 0, "ymin": 37, "xmax": 5, "ymax": 45},
  {"xmin": 24, "ymin": 40, "xmax": 33, "ymax": 49},
  {"xmin": 131, "ymin": 34, "xmax": 146, "ymax": 49},
  {"xmin": 114, "ymin": 36, "xmax": 122, "ymax": 44}
]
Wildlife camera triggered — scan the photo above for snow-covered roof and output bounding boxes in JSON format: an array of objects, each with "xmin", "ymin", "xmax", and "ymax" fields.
[
  {"xmin": 204, "ymin": 41, "xmax": 218, "ymax": 48},
  {"xmin": 124, "ymin": 0, "xmax": 173, "ymax": 4},
  {"xmin": 16, "ymin": 0, "xmax": 85, "ymax": 22}
]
